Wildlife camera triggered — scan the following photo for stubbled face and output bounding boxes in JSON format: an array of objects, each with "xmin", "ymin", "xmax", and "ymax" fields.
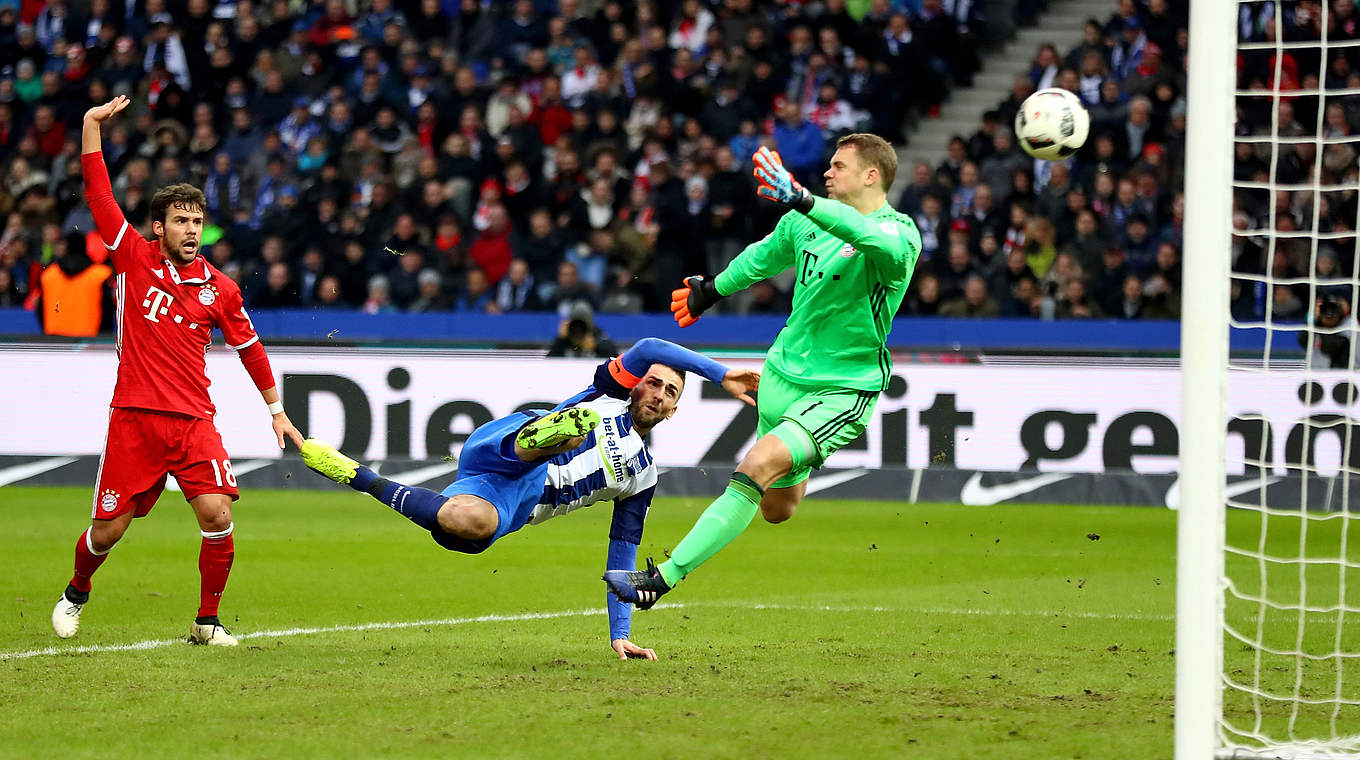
[
  {"xmin": 824, "ymin": 146, "xmax": 872, "ymax": 201},
  {"xmin": 628, "ymin": 364, "xmax": 684, "ymax": 431},
  {"xmin": 155, "ymin": 202, "xmax": 204, "ymax": 263}
]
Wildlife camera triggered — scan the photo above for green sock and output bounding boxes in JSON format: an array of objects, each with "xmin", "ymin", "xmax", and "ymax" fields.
[{"xmin": 658, "ymin": 473, "xmax": 764, "ymax": 586}]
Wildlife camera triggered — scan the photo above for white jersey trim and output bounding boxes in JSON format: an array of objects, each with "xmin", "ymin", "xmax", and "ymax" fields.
[
  {"xmin": 105, "ymin": 220, "xmax": 129, "ymax": 250},
  {"xmin": 227, "ymin": 335, "xmax": 259, "ymax": 351}
]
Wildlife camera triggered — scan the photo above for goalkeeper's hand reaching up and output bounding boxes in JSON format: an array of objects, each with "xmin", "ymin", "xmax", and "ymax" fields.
[
  {"xmin": 753, "ymin": 146, "xmax": 814, "ymax": 213},
  {"xmin": 670, "ymin": 275, "xmax": 723, "ymax": 327}
]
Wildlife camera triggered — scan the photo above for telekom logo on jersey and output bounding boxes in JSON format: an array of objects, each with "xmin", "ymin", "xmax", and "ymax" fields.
[
  {"xmin": 142, "ymin": 286, "xmax": 174, "ymax": 322},
  {"xmin": 140, "ymin": 285, "xmax": 204, "ymax": 330}
]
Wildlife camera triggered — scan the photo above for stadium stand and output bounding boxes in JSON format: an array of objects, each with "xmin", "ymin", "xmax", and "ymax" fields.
[
  {"xmin": 902, "ymin": 0, "xmax": 1357, "ymax": 326},
  {"xmin": 0, "ymin": 0, "xmax": 997, "ymax": 330},
  {"xmin": 3, "ymin": 0, "xmax": 1349, "ymax": 337}
]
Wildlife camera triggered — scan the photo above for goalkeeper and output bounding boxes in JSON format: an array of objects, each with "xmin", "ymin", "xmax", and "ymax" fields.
[{"xmin": 605, "ymin": 134, "xmax": 921, "ymax": 609}]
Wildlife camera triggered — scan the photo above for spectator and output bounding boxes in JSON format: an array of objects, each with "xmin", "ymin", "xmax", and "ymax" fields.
[
  {"xmin": 600, "ymin": 266, "xmax": 646, "ymax": 314},
  {"xmin": 38, "ymin": 243, "xmax": 111, "ymax": 337},
  {"xmin": 902, "ymin": 272, "xmax": 943, "ymax": 316},
  {"xmin": 453, "ymin": 267, "xmax": 497, "ymax": 314},
  {"xmin": 253, "ymin": 261, "xmax": 301, "ymax": 309},
  {"xmin": 936, "ymin": 241, "xmax": 977, "ymax": 302},
  {"xmin": 1088, "ymin": 244, "xmax": 1131, "ymax": 314},
  {"xmin": 407, "ymin": 269, "xmax": 451, "ymax": 313},
  {"xmin": 989, "ymin": 247, "xmax": 1038, "ymax": 306},
  {"xmin": 772, "ymin": 100, "xmax": 825, "ymax": 185},
  {"xmin": 467, "ymin": 204, "xmax": 513, "ymax": 285},
  {"xmin": 388, "ymin": 249, "xmax": 427, "ymax": 310},
  {"xmin": 914, "ymin": 194, "xmax": 948, "ymax": 263},
  {"xmin": 495, "ymin": 258, "xmax": 544, "ymax": 313},
  {"xmin": 1055, "ymin": 277, "xmax": 1105, "ymax": 319},
  {"xmin": 543, "ymin": 259, "xmax": 598, "ymax": 314},
  {"xmin": 363, "ymin": 274, "xmax": 396, "ymax": 314},
  {"xmin": 941, "ymin": 274, "xmax": 1000, "ymax": 318}
]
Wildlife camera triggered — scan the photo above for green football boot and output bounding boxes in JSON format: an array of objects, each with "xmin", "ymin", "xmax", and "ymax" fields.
[{"xmin": 515, "ymin": 407, "xmax": 602, "ymax": 451}]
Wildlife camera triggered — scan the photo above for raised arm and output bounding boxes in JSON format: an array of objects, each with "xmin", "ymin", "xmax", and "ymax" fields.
[
  {"xmin": 751, "ymin": 145, "xmax": 920, "ymax": 277},
  {"xmin": 81, "ymin": 96, "xmax": 133, "ymax": 267},
  {"xmin": 802, "ymin": 196, "xmax": 919, "ymax": 275},
  {"xmin": 601, "ymin": 337, "xmax": 759, "ymax": 406}
]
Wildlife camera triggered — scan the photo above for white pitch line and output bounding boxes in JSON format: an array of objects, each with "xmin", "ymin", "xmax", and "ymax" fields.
[{"xmin": 0, "ymin": 602, "xmax": 1171, "ymax": 661}]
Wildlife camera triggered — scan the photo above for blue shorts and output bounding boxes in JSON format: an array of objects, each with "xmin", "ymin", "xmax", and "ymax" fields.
[{"xmin": 432, "ymin": 411, "xmax": 549, "ymax": 554}]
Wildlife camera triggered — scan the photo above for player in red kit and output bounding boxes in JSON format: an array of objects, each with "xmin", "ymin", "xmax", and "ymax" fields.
[{"xmin": 51, "ymin": 95, "xmax": 305, "ymax": 646}]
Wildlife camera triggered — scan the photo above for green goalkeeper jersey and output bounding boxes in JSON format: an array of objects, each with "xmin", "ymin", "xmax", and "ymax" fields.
[{"xmin": 714, "ymin": 196, "xmax": 921, "ymax": 392}]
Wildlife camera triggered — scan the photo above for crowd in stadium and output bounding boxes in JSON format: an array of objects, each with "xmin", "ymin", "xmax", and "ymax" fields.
[
  {"xmin": 907, "ymin": 0, "xmax": 1359, "ymax": 322},
  {"xmin": 0, "ymin": 0, "xmax": 1354, "ymax": 333}
]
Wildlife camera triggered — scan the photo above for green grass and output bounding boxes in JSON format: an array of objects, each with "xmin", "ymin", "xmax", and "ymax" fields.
[{"xmin": 0, "ymin": 486, "xmax": 1183, "ymax": 758}]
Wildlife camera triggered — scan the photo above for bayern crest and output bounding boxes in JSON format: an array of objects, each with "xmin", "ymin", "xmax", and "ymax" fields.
[
  {"xmin": 99, "ymin": 489, "xmax": 120, "ymax": 512},
  {"xmin": 198, "ymin": 286, "xmax": 217, "ymax": 306}
]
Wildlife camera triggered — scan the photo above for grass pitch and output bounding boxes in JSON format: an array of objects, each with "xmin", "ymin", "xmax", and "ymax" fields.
[{"xmin": 1, "ymin": 486, "xmax": 1178, "ymax": 758}]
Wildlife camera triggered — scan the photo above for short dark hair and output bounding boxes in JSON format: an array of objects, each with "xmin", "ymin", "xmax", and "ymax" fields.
[
  {"xmin": 835, "ymin": 133, "xmax": 898, "ymax": 190},
  {"xmin": 150, "ymin": 183, "xmax": 206, "ymax": 225}
]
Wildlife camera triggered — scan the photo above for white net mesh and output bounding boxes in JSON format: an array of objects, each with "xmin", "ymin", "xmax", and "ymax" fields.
[{"xmin": 1219, "ymin": 1, "xmax": 1360, "ymax": 756}]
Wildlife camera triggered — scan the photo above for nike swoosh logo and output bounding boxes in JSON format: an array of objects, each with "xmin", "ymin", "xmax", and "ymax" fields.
[
  {"xmin": 960, "ymin": 471, "xmax": 1073, "ymax": 505},
  {"xmin": 805, "ymin": 468, "xmax": 870, "ymax": 495},
  {"xmin": 1163, "ymin": 476, "xmax": 1283, "ymax": 510},
  {"xmin": 152, "ymin": 268, "xmax": 164, "ymax": 279}
]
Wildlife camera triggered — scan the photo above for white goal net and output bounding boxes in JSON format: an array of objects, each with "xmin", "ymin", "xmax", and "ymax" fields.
[{"xmin": 1179, "ymin": 0, "xmax": 1360, "ymax": 758}]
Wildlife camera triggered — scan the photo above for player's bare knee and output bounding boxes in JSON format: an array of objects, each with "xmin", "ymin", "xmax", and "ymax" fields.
[
  {"xmin": 199, "ymin": 510, "xmax": 232, "ymax": 533},
  {"xmin": 438, "ymin": 497, "xmax": 497, "ymax": 539},
  {"xmin": 89, "ymin": 520, "xmax": 126, "ymax": 550},
  {"xmin": 761, "ymin": 499, "xmax": 797, "ymax": 524}
]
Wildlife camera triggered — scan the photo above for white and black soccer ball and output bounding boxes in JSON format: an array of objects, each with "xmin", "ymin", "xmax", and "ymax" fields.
[{"xmin": 1014, "ymin": 88, "xmax": 1090, "ymax": 161}]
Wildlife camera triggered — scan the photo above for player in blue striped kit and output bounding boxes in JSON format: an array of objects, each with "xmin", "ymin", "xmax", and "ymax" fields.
[{"xmin": 301, "ymin": 338, "xmax": 759, "ymax": 660}]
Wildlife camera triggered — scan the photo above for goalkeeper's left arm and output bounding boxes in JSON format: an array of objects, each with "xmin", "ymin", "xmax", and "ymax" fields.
[{"xmin": 802, "ymin": 197, "xmax": 916, "ymax": 274}]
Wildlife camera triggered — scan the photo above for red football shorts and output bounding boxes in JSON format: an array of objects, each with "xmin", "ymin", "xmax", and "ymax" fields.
[{"xmin": 92, "ymin": 407, "xmax": 240, "ymax": 520}]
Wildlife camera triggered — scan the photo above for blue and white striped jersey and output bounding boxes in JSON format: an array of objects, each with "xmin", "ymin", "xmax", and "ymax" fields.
[
  {"xmin": 526, "ymin": 392, "xmax": 657, "ymax": 528},
  {"xmin": 521, "ymin": 357, "xmax": 671, "ymax": 543}
]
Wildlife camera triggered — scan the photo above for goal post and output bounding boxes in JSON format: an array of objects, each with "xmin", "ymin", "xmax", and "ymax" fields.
[
  {"xmin": 1176, "ymin": 0, "xmax": 1235, "ymax": 756},
  {"xmin": 1178, "ymin": 1, "xmax": 1360, "ymax": 758}
]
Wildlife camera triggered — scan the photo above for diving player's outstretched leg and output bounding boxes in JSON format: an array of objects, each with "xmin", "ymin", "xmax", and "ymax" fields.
[{"xmin": 301, "ymin": 407, "xmax": 602, "ymax": 543}]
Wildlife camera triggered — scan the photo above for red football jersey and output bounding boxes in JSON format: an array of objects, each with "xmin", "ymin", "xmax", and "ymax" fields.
[{"xmin": 84, "ymin": 152, "xmax": 259, "ymax": 420}]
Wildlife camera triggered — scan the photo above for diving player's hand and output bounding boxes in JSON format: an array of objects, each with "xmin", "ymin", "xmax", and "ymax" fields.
[
  {"xmin": 753, "ymin": 146, "xmax": 813, "ymax": 213},
  {"xmin": 612, "ymin": 638, "xmax": 658, "ymax": 661},
  {"xmin": 721, "ymin": 368, "xmax": 760, "ymax": 407},
  {"xmin": 671, "ymin": 275, "xmax": 723, "ymax": 327}
]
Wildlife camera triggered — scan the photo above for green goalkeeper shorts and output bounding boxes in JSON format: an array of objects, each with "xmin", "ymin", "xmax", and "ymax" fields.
[{"xmin": 756, "ymin": 366, "xmax": 879, "ymax": 489}]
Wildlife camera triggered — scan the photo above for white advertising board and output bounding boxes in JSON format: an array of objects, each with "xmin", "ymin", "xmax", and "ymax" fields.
[{"xmin": 4, "ymin": 346, "xmax": 1355, "ymax": 476}]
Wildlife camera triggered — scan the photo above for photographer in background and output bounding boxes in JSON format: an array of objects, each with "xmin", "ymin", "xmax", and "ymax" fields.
[
  {"xmin": 1299, "ymin": 296, "xmax": 1356, "ymax": 370},
  {"xmin": 548, "ymin": 303, "xmax": 619, "ymax": 358}
]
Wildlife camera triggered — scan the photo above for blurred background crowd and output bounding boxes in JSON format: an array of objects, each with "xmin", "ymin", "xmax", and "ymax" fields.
[{"xmin": 1, "ymin": 0, "xmax": 1356, "ymax": 339}]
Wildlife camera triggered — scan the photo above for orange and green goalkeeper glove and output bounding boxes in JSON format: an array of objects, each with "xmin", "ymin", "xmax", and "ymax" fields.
[{"xmin": 753, "ymin": 146, "xmax": 814, "ymax": 213}]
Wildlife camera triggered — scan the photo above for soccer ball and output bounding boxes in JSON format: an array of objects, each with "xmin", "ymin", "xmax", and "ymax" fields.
[{"xmin": 1014, "ymin": 88, "xmax": 1090, "ymax": 161}]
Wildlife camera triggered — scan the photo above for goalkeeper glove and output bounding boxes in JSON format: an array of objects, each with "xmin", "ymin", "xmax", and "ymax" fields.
[
  {"xmin": 671, "ymin": 275, "xmax": 723, "ymax": 327},
  {"xmin": 753, "ymin": 146, "xmax": 814, "ymax": 213}
]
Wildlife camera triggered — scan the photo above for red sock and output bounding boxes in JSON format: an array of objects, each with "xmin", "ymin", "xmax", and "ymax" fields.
[
  {"xmin": 70, "ymin": 528, "xmax": 111, "ymax": 593},
  {"xmin": 197, "ymin": 525, "xmax": 235, "ymax": 619}
]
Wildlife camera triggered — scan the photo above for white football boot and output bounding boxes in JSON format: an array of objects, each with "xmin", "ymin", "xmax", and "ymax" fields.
[
  {"xmin": 188, "ymin": 619, "xmax": 238, "ymax": 646},
  {"xmin": 51, "ymin": 593, "xmax": 85, "ymax": 639}
]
